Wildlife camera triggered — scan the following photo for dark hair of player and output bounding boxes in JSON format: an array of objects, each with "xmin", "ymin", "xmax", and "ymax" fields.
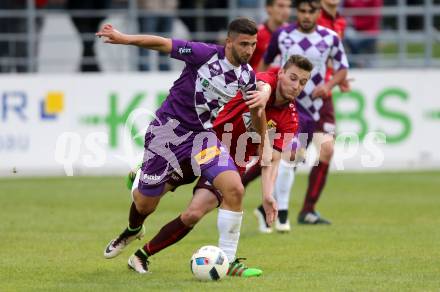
[
  {"xmin": 227, "ymin": 17, "xmax": 258, "ymax": 37},
  {"xmin": 283, "ymin": 54, "xmax": 314, "ymax": 72},
  {"xmin": 293, "ymin": 0, "xmax": 320, "ymax": 9},
  {"xmin": 266, "ymin": 0, "xmax": 292, "ymax": 6}
]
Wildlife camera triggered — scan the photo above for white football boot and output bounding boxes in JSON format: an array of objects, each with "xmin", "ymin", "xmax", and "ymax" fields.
[{"xmin": 104, "ymin": 225, "xmax": 145, "ymax": 259}]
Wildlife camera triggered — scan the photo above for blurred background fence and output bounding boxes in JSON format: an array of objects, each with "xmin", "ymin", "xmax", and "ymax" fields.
[{"xmin": 1, "ymin": 0, "xmax": 440, "ymax": 73}]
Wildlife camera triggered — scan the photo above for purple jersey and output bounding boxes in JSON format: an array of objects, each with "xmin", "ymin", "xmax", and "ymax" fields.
[
  {"xmin": 155, "ymin": 39, "xmax": 257, "ymax": 130},
  {"xmin": 264, "ymin": 24, "xmax": 349, "ymax": 121}
]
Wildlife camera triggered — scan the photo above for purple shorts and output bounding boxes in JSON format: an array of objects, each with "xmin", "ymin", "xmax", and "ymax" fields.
[
  {"xmin": 291, "ymin": 103, "xmax": 317, "ymax": 151},
  {"xmin": 193, "ymin": 176, "xmax": 223, "ymax": 207},
  {"xmin": 137, "ymin": 119, "xmax": 237, "ymax": 197}
]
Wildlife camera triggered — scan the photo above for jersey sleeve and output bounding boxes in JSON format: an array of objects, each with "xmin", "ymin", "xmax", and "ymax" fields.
[
  {"xmin": 263, "ymin": 28, "xmax": 282, "ymax": 65},
  {"xmin": 170, "ymin": 39, "xmax": 217, "ymax": 66},
  {"xmin": 256, "ymin": 72, "xmax": 277, "ymax": 91},
  {"xmin": 330, "ymin": 34, "xmax": 349, "ymax": 71}
]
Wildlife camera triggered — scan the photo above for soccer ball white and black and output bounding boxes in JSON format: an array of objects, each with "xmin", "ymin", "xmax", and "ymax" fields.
[{"xmin": 190, "ymin": 245, "xmax": 229, "ymax": 281}]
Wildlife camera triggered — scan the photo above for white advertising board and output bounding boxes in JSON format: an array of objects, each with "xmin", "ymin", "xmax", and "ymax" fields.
[{"xmin": 1, "ymin": 70, "xmax": 439, "ymax": 177}]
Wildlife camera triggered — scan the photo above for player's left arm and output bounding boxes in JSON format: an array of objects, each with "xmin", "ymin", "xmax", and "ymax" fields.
[
  {"xmin": 247, "ymin": 74, "xmax": 271, "ymax": 154},
  {"xmin": 249, "ymin": 107, "xmax": 267, "ymax": 143},
  {"xmin": 259, "ymin": 149, "xmax": 282, "ymax": 226}
]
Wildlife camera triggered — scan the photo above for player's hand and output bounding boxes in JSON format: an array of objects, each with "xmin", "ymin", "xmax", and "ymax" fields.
[
  {"xmin": 339, "ymin": 78, "xmax": 352, "ymax": 92},
  {"xmin": 245, "ymin": 90, "xmax": 270, "ymax": 109},
  {"xmin": 311, "ymin": 83, "xmax": 331, "ymax": 99},
  {"xmin": 262, "ymin": 195, "xmax": 278, "ymax": 226},
  {"xmin": 96, "ymin": 24, "xmax": 130, "ymax": 45}
]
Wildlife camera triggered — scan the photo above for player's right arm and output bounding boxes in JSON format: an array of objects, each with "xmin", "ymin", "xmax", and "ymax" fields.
[{"xmin": 96, "ymin": 24, "xmax": 172, "ymax": 53}]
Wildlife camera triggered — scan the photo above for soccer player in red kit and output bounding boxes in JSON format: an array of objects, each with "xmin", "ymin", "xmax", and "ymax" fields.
[
  {"xmin": 122, "ymin": 55, "xmax": 313, "ymax": 277},
  {"xmin": 178, "ymin": 55, "xmax": 312, "ymax": 275},
  {"xmin": 249, "ymin": 0, "xmax": 292, "ymax": 72},
  {"xmin": 318, "ymin": 0, "xmax": 346, "ymax": 38},
  {"xmin": 244, "ymin": 0, "xmax": 351, "ymax": 230}
]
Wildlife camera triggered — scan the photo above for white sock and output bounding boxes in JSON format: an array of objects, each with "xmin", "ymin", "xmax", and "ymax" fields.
[
  {"xmin": 217, "ymin": 208, "xmax": 243, "ymax": 263},
  {"xmin": 274, "ymin": 159, "xmax": 295, "ymax": 210}
]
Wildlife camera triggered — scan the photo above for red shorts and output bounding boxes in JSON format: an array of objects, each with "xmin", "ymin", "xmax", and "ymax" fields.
[{"xmin": 316, "ymin": 96, "xmax": 336, "ymax": 135}]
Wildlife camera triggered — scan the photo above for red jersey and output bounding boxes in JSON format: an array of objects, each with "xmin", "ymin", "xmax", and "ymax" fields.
[
  {"xmin": 317, "ymin": 9, "xmax": 347, "ymax": 82},
  {"xmin": 317, "ymin": 9, "xmax": 346, "ymax": 39},
  {"xmin": 343, "ymin": 0, "xmax": 382, "ymax": 35},
  {"xmin": 249, "ymin": 23, "xmax": 285, "ymax": 72},
  {"xmin": 214, "ymin": 72, "xmax": 298, "ymax": 172},
  {"xmin": 249, "ymin": 23, "xmax": 272, "ymax": 71}
]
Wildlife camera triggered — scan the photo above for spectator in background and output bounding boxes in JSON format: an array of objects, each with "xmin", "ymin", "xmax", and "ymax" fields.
[
  {"xmin": 178, "ymin": 0, "xmax": 197, "ymax": 40},
  {"xmin": 0, "ymin": 0, "xmax": 47, "ymax": 73},
  {"xmin": 203, "ymin": 0, "xmax": 228, "ymax": 44},
  {"xmin": 319, "ymin": 0, "xmax": 346, "ymax": 38},
  {"xmin": 137, "ymin": 0, "xmax": 177, "ymax": 71},
  {"xmin": 406, "ymin": 0, "xmax": 423, "ymax": 31},
  {"xmin": 66, "ymin": 0, "xmax": 110, "ymax": 72},
  {"xmin": 237, "ymin": 0, "xmax": 260, "ymax": 20},
  {"xmin": 248, "ymin": 0, "xmax": 292, "ymax": 72},
  {"xmin": 343, "ymin": 0, "xmax": 382, "ymax": 67}
]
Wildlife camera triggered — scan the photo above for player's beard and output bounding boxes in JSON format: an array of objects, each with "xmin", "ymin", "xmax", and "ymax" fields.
[
  {"xmin": 231, "ymin": 46, "xmax": 250, "ymax": 65},
  {"xmin": 299, "ymin": 20, "xmax": 316, "ymax": 33}
]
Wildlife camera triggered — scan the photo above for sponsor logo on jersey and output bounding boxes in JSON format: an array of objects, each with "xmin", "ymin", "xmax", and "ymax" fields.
[
  {"xmin": 200, "ymin": 78, "xmax": 230, "ymax": 99},
  {"xmin": 316, "ymin": 41, "xmax": 328, "ymax": 53},
  {"xmin": 143, "ymin": 174, "xmax": 161, "ymax": 181},
  {"xmin": 209, "ymin": 63, "xmax": 222, "ymax": 76},
  {"xmin": 178, "ymin": 47, "xmax": 192, "ymax": 55},
  {"xmin": 170, "ymin": 172, "xmax": 181, "ymax": 181},
  {"xmin": 209, "ymin": 67, "xmax": 221, "ymax": 76},
  {"xmin": 202, "ymin": 79, "xmax": 209, "ymax": 88},
  {"xmin": 267, "ymin": 119, "xmax": 277, "ymax": 129}
]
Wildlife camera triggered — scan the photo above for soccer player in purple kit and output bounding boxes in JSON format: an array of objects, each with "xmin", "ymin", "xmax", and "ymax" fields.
[
  {"xmin": 96, "ymin": 18, "xmax": 275, "ymax": 275},
  {"xmin": 253, "ymin": 0, "xmax": 349, "ymax": 229}
]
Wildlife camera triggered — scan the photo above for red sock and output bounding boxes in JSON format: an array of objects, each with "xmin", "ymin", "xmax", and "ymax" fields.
[
  {"xmin": 301, "ymin": 161, "xmax": 329, "ymax": 214},
  {"xmin": 241, "ymin": 163, "xmax": 261, "ymax": 187},
  {"xmin": 143, "ymin": 215, "xmax": 192, "ymax": 256}
]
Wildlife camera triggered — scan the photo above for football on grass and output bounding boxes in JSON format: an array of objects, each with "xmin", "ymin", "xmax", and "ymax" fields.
[{"xmin": 190, "ymin": 245, "xmax": 228, "ymax": 281}]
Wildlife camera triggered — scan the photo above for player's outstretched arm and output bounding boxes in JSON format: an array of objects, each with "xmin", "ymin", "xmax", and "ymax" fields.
[
  {"xmin": 260, "ymin": 150, "xmax": 282, "ymax": 226},
  {"xmin": 96, "ymin": 24, "xmax": 172, "ymax": 54}
]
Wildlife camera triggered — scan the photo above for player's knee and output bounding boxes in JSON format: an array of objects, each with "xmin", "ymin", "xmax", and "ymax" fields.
[
  {"xmin": 223, "ymin": 183, "xmax": 244, "ymax": 204},
  {"xmin": 136, "ymin": 203, "xmax": 157, "ymax": 216},
  {"xmin": 133, "ymin": 197, "xmax": 157, "ymax": 215},
  {"xmin": 181, "ymin": 209, "xmax": 205, "ymax": 227},
  {"xmin": 320, "ymin": 142, "xmax": 334, "ymax": 162}
]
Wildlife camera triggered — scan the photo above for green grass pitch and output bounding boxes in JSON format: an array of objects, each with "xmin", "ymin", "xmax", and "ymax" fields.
[{"xmin": 1, "ymin": 171, "xmax": 439, "ymax": 291}]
